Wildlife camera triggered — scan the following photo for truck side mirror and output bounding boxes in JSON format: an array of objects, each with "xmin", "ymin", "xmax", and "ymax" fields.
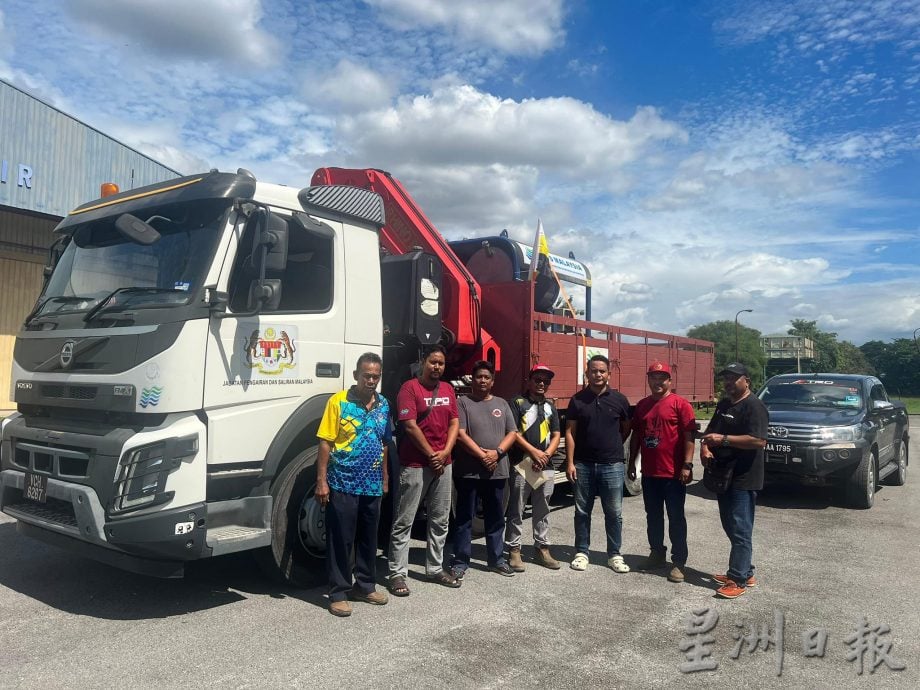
[
  {"xmin": 247, "ymin": 209, "xmax": 289, "ymax": 272},
  {"xmin": 248, "ymin": 279, "xmax": 283, "ymax": 311}
]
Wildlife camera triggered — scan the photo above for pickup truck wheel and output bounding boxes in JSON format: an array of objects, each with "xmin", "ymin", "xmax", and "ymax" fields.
[
  {"xmin": 256, "ymin": 447, "xmax": 326, "ymax": 587},
  {"xmin": 886, "ymin": 439, "xmax": 908, "ymax": 486},
  {"xmin": 847, "ymin": 450, "xmax": 876, "ymax": 509}
]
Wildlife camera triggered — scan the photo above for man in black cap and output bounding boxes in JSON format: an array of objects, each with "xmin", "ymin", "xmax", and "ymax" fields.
[{"xmin": 700, "ymin": 363, "xmax": 768, "ymax": 599}]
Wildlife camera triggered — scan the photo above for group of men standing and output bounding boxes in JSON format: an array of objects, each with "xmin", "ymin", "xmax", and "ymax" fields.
[{"xmin": 315, "ymin": 347, "xmax": 768, "ymax": 617}]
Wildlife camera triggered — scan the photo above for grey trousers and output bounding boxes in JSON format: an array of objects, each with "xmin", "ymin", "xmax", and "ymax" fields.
[
  {"xmin": 504, "ymin": 469, "xmax": 555, "ymax": 549},
  {"xmin": 388, "ymin": 464, "xmax": 453, "ymax": 579}
]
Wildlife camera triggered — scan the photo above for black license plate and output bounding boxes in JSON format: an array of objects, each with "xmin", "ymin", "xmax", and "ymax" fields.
[
  {"xmin": 766, "ymin": 442, "xmax": 792, "ymax": 464},
  {"xmin": 24, "ymin": 472, "xmax": 48, "ymax": 504}
]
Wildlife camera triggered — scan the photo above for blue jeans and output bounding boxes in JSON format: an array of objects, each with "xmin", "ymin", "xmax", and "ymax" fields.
[
  {"xmin": 573, "ymin": 462, "xmax": 624, "ymax": 558},
  {"xmin": 642, "ymin": 477, "xmax": 688, "ymax": 565},
  {"xmin": 451, "ymin": 477, "xmax": 507, "ymax": 572},
  {"xmin": 716, "ymin": 488, "xmax": 757, "ymax": 587}
]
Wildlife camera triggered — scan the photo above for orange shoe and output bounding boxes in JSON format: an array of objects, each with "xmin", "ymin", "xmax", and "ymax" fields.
[
  {"xmin": 715, "ymin": 580, "xmax": 747, "ymax": 599},
  {"xmin": 713, "ymin": 573, "xmax": 757, "ymax": 588}
]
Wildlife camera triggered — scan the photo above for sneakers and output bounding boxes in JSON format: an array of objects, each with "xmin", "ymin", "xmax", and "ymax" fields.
[
  {"xmin": 712, "ymin": 573, "xmax": 758, "ymax": 588},
  {"xmin": 667, "ymin": 564, "xmax": 685, "ymax": 583},
  {"xmin": 508, "ymin": 548, "xmax": 526, "ymax": 572},
  {"xmin": 490, "ymin": 562, "xmax": 516, "ymax": 577},
  {"xmin": 348, "ymin": 588, "xmax": 388, "ymax": 605},
  {"xmin": 607, "ymin": 555, "xmax": 630, "ymax": 573},
  {"xmin": 715, "ymin": 580, "xmax": 747, "ymax": 599},
  {"xmin": 534, "ymin": 546, "xmax": 561, "ymax": 570},
  {"xmin": 328, "ymin": 600, "xmax": 353, "ymax": 617},
  {"xmin": 640, "ymin": 550, "xmax": 668, "ymax": 570}
]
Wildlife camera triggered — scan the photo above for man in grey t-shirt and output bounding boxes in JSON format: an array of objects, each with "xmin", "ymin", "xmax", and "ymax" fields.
[{"xmin": 450, "ymin": 360, "xmax": 518, "ymax": 578}]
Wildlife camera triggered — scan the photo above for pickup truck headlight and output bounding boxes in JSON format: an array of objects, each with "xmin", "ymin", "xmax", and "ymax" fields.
[{"xmin": 817, "ymin": 424, "xmax": 864, "ymax": 442}]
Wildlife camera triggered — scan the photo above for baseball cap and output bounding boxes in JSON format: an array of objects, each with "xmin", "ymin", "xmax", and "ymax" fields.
[
  {"xmin": 647, "ymin": 361, "xmax": 671, "ymax": 376},
  {"xmin": 529, "ymin": 364, "xmax": 555, "ymax": 379},
  {"xmin": 720, "ymin": 362, "xmax": 750, "ymax": 377}
]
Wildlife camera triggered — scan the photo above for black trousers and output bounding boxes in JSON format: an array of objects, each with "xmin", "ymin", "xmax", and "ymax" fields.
[{"xmin": 326, "ymin": 489, "xmax": 382, "ymax": 602}]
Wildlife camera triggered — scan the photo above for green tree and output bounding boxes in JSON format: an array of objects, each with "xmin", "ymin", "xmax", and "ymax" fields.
[
  {"xmin": 860, "ymin": 338, "xmax": 920, "ymax": 396},
  {"xmin": 687, "ymin": 320, "xmax": 765, "ymax": 392},
  {"xmin": 835, "ymin": 340, "xmax": 874, "ymax": 375}
]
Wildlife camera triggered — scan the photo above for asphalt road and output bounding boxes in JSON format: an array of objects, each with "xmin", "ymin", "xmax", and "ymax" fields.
[{"xmin": 0, "ymin": 423, "xmax": 918, "ymax": 689}]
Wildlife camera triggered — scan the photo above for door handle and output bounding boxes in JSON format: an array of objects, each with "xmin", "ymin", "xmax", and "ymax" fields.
[{"xmin": 316, "ymin": 362, "xmax": 341, "ymax": 378}]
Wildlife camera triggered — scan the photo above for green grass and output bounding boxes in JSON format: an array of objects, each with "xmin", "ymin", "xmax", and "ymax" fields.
[{"xmin": 892, "ymin": 395, "xmax": 920, "ymax": 414}]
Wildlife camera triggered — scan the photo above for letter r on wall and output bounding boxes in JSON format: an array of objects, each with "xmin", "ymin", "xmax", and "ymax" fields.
[{"xmin": 18, "ymin": 165, "xmax": 32, "ymax": 188}]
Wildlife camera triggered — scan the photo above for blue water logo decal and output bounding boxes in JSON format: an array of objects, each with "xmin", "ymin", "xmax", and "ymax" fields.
[{"xmin": 140, "ymin": 386, "xmax": 163, "ymax": 408}]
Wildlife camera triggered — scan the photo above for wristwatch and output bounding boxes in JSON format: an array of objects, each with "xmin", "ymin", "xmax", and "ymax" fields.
[
  {"xmin": 683, "ymin": 462, "xmax": 693, "ymax": 470},
  {"xmin": 721, "ymin": 435, "xmax": 730, "ymax": 447}
]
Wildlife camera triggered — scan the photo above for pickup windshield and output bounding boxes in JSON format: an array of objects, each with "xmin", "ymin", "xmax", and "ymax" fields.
[
  {"xmin": 759, "ymin": 381, "xmax": 863, "ymax": 409},
  {"xmin": 36, "ymin": 198, "xmax": 229, "ymax": 318}
]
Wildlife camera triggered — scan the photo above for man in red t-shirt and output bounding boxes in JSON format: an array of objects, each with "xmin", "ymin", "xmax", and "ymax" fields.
[
  {"xmin": 628, "ymin": 361, "xmax": 697, "ymax": 583},
  {"xmin": 387, "ymin": 345, "xmax": 461, "ymax": 595}
]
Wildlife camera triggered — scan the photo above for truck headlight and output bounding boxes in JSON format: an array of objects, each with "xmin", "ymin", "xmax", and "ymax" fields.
[
  {"xmin": 111, "ymin": 435, "xmax": 197, "ymax": 514},
  {"xmin": 817, "ymin": 424, "xmax": 863, "ymax": 442}
]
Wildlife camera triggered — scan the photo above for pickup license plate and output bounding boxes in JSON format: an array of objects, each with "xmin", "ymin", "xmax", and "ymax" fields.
[
  {"xmin": 766, "ymin": 442, "xmax": 792, "ymax": 463},
  {"xmin": 24, "ymin": 472, "xmax": 48, "ymax": 504}
]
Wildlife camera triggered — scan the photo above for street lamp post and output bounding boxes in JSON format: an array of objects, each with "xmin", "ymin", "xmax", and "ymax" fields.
[{"xmin": 735, "ymin": 309, "xmax": 753, "ymax": 361}]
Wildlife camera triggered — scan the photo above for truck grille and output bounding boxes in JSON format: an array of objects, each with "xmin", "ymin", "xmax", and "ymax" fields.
[
  {"xmin": 12, "ymin": 439, "xmax": 92, "ymax": 478},
  {"xmin": 767, "ymin": 424, "xmax": 829, "ymax": 443},
  {"xmin": 41, "ymin": 385, "xmax": 97, "ymax": 400}
]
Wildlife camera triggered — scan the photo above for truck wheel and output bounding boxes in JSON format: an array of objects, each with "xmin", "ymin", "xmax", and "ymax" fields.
[
  {"xmin": 846, "ymin": 450, "xmax": 876, "ymax": 509},
  {"xmin": 886, "ymin": 439, "xmax": 908, "ymax": 486},
  {"xmin": 256, "ymin": 447, "xmax": 326, "ymax": 587}
]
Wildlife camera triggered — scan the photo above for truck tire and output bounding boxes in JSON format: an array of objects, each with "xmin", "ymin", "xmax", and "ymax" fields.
[
  {"xmin": 846, "ymin": 449, "xmax": 876, "ymax": 509},
  {"xmin": 885, "ymin": 438, "xmax": 908, "ymax": 486},
  {"xmin": 256, "ymin": 447, "xmax": 326, "ymax": 587}
]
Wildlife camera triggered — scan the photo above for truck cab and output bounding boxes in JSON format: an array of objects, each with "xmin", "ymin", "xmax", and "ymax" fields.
[{"xmin": 1, "ymin": 170, "xmax": 391, "ymax": 581}]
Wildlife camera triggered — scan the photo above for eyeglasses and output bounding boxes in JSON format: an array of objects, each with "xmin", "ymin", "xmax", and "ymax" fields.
[{"xmin": 532, "ymin": 377, "xmax": 551, "ymax": 385}]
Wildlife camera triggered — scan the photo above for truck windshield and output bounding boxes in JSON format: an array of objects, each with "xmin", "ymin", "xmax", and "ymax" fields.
[
  {"xmin": 759, "ymin": 381, "xmax": 864, "ymax": 409},
  {"xmin": 36, "ymin": 198, "xmax": 229, "ymax": 318}
]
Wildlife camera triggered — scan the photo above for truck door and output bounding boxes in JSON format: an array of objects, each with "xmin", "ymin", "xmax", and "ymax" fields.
[
  {"xmin": 202, "ymin": 209, "xmax": 345, "ymax": 466},
  {"xmin": 868, "ymin": 380, "xmax": 896, "ymax": 465}
]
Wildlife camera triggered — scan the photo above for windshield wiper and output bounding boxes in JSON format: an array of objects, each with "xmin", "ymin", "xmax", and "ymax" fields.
[
  {"xmin": 24, "ymin": 296, "xmax": 92, "ymax": 326},
  {"xmin": 83, "ymin": 287, "xmax": 185, "ymax": 323}
]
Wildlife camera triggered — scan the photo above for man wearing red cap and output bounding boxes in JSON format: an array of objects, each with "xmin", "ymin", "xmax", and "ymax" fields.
[
  {"xmin": 504, "ymin": 364, "xmax": 562, "ymax": 570},
  {"xmin": 628, "ymin": 361, "xmax": 697, "ymax": 583}
]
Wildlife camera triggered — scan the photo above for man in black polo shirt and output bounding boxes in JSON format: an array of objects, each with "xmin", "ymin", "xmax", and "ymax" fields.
[
  {"xmin": 565, "ymin": 354, "xmax": 632, "ymax": 572},
  {"xmin": 700, "ymin": 362, "xmax": 768, "ymax": 599}
]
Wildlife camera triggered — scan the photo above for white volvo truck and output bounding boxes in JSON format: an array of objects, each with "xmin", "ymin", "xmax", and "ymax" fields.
[{"xmin": 0, "ymin": 169, "xmax": 456, "ymax": 584}]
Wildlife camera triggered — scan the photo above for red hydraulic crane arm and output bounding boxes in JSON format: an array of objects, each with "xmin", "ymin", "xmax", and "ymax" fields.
[{"xmin": 310, "ymin": 167, "xmax": 484, "ymax": 351}]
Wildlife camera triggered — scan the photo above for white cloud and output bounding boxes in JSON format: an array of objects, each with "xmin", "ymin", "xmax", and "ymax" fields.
[
  {"xmin": 365, "ymin": 0, "xmax": 565, "ymax": 56},
  {"xmin": 67, "ymin": 0, "xmax": 280, "ymax": 67},
  {"xmin": 305, "ymin": 60, "xmax": 395, "ymax": 113}
]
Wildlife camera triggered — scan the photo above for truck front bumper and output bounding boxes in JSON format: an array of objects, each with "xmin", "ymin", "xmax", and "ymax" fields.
[
  {"xmin": 1, "ymin": 469, "xmax": 208, "ymax": 577},
  {"xmin": 764, "ymin": 440, "xmax": 867, "ymax": 484}
]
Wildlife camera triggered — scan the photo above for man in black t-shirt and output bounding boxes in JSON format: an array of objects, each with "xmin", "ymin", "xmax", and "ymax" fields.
[
  {"xmin": 565, "ymin": 355, "xmax": 632, "ymax": 573},
  {"xmin": 700, "ymin": 362, "xmax": 768, "ymax": 599}
]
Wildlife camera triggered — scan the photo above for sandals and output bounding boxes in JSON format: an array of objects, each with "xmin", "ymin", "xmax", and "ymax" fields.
[
  {"xmin": 570, "ymin": 552, "xmax": 589, "ymax": 571},
  {"xmin": 427, "ymin": 569, "xmax": 462, "ymax": 588},
  {"xmin": 608, "ymin": 555, "xmax": 630, "ymax": 573},
  {"xmin": 387, "ymin": 576, "xmax": 411, "ymax": 597}
]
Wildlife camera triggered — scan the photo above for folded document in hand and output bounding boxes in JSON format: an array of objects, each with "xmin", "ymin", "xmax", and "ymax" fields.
[{"xmin": 515, "ymin": 457, "xmax": 547, "ymax": 489}]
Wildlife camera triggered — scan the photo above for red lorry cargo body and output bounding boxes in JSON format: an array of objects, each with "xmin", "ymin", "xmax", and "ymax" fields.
[{"xmin": 310, "ymin": 167, "xmax": 714, "ymax": 408}]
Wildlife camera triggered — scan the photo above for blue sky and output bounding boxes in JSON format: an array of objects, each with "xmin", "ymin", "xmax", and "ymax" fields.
[{"xmin": 2, "ymin": 0, "xmax": 918, "ymax": 344}]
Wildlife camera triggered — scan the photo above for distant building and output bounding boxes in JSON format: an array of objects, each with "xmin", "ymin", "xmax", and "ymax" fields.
[
  {"xmin": 0, "ymin": 79, "xmax": 181, "ymax": 411},
  {"xmin": 760, "ymin": 334, "xmax": 815, "ymax": 376}
]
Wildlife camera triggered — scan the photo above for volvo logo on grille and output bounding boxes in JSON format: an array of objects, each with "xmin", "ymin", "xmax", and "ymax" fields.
[
  {"xmin": 60, "ymin": 341, "xmax": 76, "ymax": 369},
  {"xmin": 769, "ymin": 425, "xmax": 789, "ymax": 438}
]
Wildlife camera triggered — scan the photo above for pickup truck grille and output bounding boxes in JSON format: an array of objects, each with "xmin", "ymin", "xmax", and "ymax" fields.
[{"xmin": 767, "ymin": 424, "xmax": 828, "ymax": 443}]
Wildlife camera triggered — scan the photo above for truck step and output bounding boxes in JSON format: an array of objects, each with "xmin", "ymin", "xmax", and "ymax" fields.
[{"xmin": 206, "ymin": 525, "xmax": 272, "ymax": 556}]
